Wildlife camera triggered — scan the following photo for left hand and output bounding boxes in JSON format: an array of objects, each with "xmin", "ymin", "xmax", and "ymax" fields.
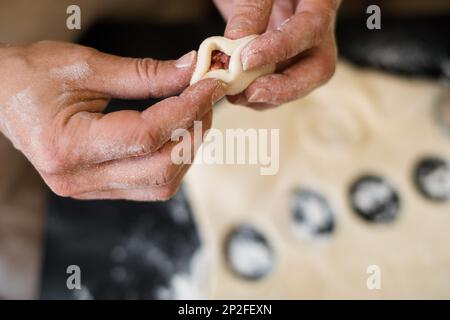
[{"xmin": 213, "ymin": 0, "xmax": 341, "ymax": 110}]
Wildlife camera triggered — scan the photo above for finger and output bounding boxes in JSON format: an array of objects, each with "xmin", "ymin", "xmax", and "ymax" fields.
[
  {"xmin": 239, "ymin": 36, "xmax": 336, "ymax": 107},
  {"xmin": 224, "ymin": 0, "xmax": 274, "ymax": 39},
  {"xmin": 225, "ymin": 51, "xmax": 301, "ymax": 108},
  {"xmin": 45, "ymin": 111, "xmax": 212, "ymax": 198},
  {"xmin": 53, "ymin": 79, "xmax": 224, "ymax": 171},
  {"xmin": 72, "ymin": 165, "xmax": 191, "ymax": 202},
  {"xmin": 213, "ymin": 0, "xmax": 235, "ymax": 20},
  {"xmin": 227, "ymin": 94, "xmax": 276, "ymax": 111},
  {"xmin": 85, "ymin": 49, "xmax": 198, "ymax": 99},
  {"xmin": 266, "ymin": 0, "xmax": 296, "ymax": 31},
  {"xmin": 241, "ymin": 0, "xmax": 338, "ymax": 70}
]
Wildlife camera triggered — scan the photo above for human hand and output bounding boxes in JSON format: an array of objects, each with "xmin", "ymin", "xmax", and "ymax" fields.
[
  {"xmin": 213, "ymin": 0, "xmax": 340, "ymax": 109},
  {"xmin": 0, "ymin": 41, "xmax": 225, "ymax": 201}
]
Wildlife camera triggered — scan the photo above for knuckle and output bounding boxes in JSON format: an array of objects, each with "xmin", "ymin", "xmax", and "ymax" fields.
[
  {"xmin": 132, "ymin": 117, "xmax": 161, "ymax": 155},
  {"xmin": 142, "ymin": 127, "xmax": 159, "ymax": 154},
  {"xmin": 75, "ymin": 45, "xmax": 98, "ymax": 60},
  {"xmin": 280, "ymin": 35, "xmax": 294, "ymax": 61},
  {"xmin": 0, "ymin": 46, "xmax": 32, "ymax": 74},
  {"xmin": 271, "ymin": 29, "xmax": 295, "ymax": 62},
  {"xmin": 30, "ymin": 41, "xmax": 98, "ymax": 64},
  {"xmin": 137, "ymin": 58, "xmax": 161, "ymax": 96}
]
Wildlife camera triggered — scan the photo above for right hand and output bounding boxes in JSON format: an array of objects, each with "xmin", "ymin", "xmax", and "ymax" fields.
[
  {"xmin": 0, "ymin": 41, "xmax": 225, "ymax": 201},
  {"xmin": 214, "ymin": 0, "xmax": 339, "ymax": 109}
]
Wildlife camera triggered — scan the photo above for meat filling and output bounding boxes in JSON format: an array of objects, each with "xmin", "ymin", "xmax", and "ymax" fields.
[{"xmin": 209, "ymin": 50, "xmax": 231, "ymax": 71}]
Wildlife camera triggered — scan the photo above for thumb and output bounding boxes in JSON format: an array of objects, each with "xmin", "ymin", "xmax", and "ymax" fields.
[
  {"xmin": 224, "ymin": 0, "xmax": 274, "ymax": 39},
  {"xmin": 86, "ymin": 50, "xmax": 197, "ymax": 99}
]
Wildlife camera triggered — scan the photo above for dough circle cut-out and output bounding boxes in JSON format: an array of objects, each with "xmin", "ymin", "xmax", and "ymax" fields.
[{"xmin": 190, "ymin": 35, "xmax": 276, "ymax": 95}]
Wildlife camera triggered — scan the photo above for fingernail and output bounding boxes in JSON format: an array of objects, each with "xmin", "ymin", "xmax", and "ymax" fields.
[
  {"xmin": 212, "ymin": 81, "xmax": 227, "ymax": 103},
  {"xmin": 248, "ymin": 88, "xmax": 271, "ymax": 103},
  {"xmin": 175, "ymin": 50, "xmax": 196, "ymax": 68}
]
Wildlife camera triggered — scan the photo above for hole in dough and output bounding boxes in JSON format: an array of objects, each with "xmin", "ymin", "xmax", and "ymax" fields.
[
  {"xmin": 291, "ymin": 188, "xmax": 336, "ymax": 239},
  {"xmin": 191, "ymin": 36, "xmax": 276, "ymax": 95},
  {"xmin": 350, "ymin": 175, "xmax": 400, "ymax": 223},
  {"xmin": 225, "ymin": 225, "xmax": 274, "ymax": 280},
  {"xmin": 210, "ymin": 51, "xmax": 231, "ymax": 71},
  {"xmin": 414, "ymin": 156, "xmax": 450, "ymax": 202}
]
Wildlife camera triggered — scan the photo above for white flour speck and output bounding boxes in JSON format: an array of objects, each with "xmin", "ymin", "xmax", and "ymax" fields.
[{"xmin": 157, "ymin": 249, "xmax": 209, "ymax": 300}]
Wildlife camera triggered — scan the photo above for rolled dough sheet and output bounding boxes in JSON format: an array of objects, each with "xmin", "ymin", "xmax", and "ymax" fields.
[{"xmin": 184, "ymin": 61, "xmax": 450, "ymax": 299}]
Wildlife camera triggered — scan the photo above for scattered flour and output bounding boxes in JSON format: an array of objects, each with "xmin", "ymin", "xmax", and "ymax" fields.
[{"xmin": 156, "ymin": 248, "xmax": 209, "ymax": 300}]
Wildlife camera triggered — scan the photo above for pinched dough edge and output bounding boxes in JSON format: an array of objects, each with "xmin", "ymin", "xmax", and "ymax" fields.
[{"xmin": 190, "ymin": 35, "xmax": 276, "ymax": 95}]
